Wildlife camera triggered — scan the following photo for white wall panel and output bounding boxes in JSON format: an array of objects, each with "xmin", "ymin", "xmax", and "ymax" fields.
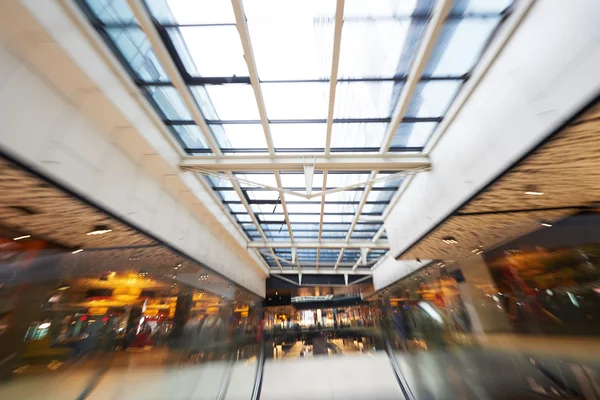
[
  {"xmin": 384, "ymin": 0, "xmax": 600, "ymax": 280},
  {"xmin": 0, "ymin": 0, "xmax": 267, "ymax": 296}
]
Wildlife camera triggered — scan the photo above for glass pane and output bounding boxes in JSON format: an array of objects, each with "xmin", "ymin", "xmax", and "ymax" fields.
[
  {"xmin": 259, "ymin": 214, "xmax": 286, "ymax": 222},
  {"xmin": 236, "ymin": 214, "xmax": 252, "ymax": 222},
  {"xmin": 169, "ymin": 27, "xmax": 248, "ymax": 78},
  {"xmin": 324, "ymin": 203, "xmax": 359, "ymax": 214},
  {"xmin": 325, "ymin": 190, "xmax": 363, "ymax": 203},
  {"xmin": 334, "ymin": 81, "xmax": 401, "ymax": 119},
  {"xmin": 286, "ymin": 203, "xmax": 322, "ymax": 213},
  {"xmin": 321, "ymin": 231, "xmax": 347, "ymax": 238},
  {"xmin": 405, "ymin": 80, "xmax": 462, "ymax": 118},
  {"xmin": 236, "ymin": 173, "xmax": 278, "ymax": 188},
  {"xmin": 252, "ymin": 204, "xmax": 283, "ymax": 213},
  {"xmin": 171, "ymin": 125, "xmax": 209, "ymax": 149},
  {"xmin": 330, "ymin": 122, "xmax": 387, "ymax": 148},
  {"xmin": 321, "ymin": 222, "xmax": 349, "ymax": 229},
  {"xmin": 280, "ymin": 173, "xmax": 324, "ymax": 189},
  {"xmin": 356, "ymin": 223, "xmax": 383, "ymax": 231},
  {"xmin": 247, "ymin": 22, "xmax": 333, "ymax": 81},
  {"xmin": 319, "ymin": 248, "xmax": 341, "ymax": 259},
  {"xmin": 261, "ymin": 82, "xmax": 329, "ymax": 120},
  {"xmin": 327, "ymin": 173, "xmax": 370, "ymax": 187},
  {"xmin": 373, "ymin": 173, "xmax": 403, "ymax": 188},
  {"xmin": 145, "ymin": 0, "xmax": 236, "ymax": 24},
  {"xmin": 362, "ymin": 203, "xmax": 387, "ymax": 214},
  {"xmin": 424, "ymin": 18, "xmax": 500, "ymax": 77},
  {"xmin": 228, "ymin": 204, "xmax": 247, "ymax": 213},
  {"xmin": 105, "ymin": 28, "xmax": 168, "ymax": 81},
  {"xmin": 294, "ymin": 231, "xmax": 320, "ymax": 238},
  {"xmin": 191, "ymin": 85, "xmax": 260, "ymax": 121},
  {"xmin": 207, "ymin": 176, "xmax": 232, "ymax": 188},
  {"xmin": 338, "ymin": 20, "xmax": 426, "ymax": 78},
  {"xmin": 323, "ymin": 214, "xmax": 354, "ymax": 223},
  {"xmin": 86, "ymin": 0, "xmax": 137, "ymax": 24},
  {"xmin": 271, "ymin": 123, "xmax": 327, "ymax": 150},
  {"xmin": 245, "ymin": 190, "xmax": 280, "ymax": 200},
  {"xmin": 451, "ymin": 0, "xmax": 513, "ymax": 14},
  {"xmin": 262, "ymin": 223, "xmax": 288, "ymax": 230},
  {"xmin": 390, "ymin": 122, "xmax": 438, "ymax": 148},
  {"xmin": 216, "ymin": 190, "xmax": 240, "ymax": 201},
  {"xmin": 343, "ymin": 0, "xmax": 434, "ymax": 18},
  {"xmin": 145, "ymin": 86, "xmax": 191, "ymax": 120},
  {"xmin": 288, "ymin": 214, "xmax": 321, "ymax": 223},
  {"xmin": 210, "ymin": 124, "xmax": 267, "ymax": 149},
  {"xmin": 367, "ymin": 190, "xmax": 395, "ymax": 202}
]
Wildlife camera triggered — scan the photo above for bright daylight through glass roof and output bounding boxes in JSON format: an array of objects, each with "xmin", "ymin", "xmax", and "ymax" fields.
[{"xmin": 78, "ymin": 0, "xmax": 513, "ymax": 272}]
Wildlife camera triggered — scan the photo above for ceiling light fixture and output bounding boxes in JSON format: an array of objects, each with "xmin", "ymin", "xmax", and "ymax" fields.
[
  {"xmin": 525, "ymin": 191, "xmax": 544, "ymax": 196},
  {"xmin": 13, "ymin": 235, "xmax": 31, "ymax": 241},
  {"xmin": 471, "ymin": 246, "xmax": 484, "ymax": 255},
  {"xmin": 541, "ymin": 222, "xmax": 552, "ymax": 227},
  {"xmin": 87, "ymin": 225, "xmax": 112, "ymax": 235},
  {"xmin": 442, "ymin": 237, "xmax": 458, "ymax": 244},
  {"xmin": 71, "ymin": 248, "xmax": 83, "ymax": 254}
]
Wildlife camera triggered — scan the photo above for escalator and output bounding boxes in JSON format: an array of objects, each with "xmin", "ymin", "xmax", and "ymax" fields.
[{"xmin": 251, "ymin": 302, "xmax": 593, "ymax": 400}]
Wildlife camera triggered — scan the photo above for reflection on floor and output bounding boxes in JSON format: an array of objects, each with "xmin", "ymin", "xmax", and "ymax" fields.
[
  {"xmin": 261, "ymin": 352, "xmax": 403, "ymax": 400},
  {"xmin": 0, "ymin": 348, "xmax": 258, "ymax": 400},
  {"xmin": 273, "ymin": 338, "xmax": 370, "ymax": 360}
]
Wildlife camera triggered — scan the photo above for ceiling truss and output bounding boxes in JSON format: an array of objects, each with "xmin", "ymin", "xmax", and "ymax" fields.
[{"xmin": 85, "ymin": 0, "xmax": 517, "ymax": 276}]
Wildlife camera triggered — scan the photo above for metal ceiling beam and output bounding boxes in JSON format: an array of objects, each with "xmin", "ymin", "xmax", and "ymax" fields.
[
  {"xmin": 127, "ymin": 0, "xmax": 220, "ymax": 154},
  {"xmin": 316, "ymin": 170, "xmax": 328, "ymax": 270},
  {"xmin": 248, "ymin": 241, "xmax": 389, "ymax": 249},
  {"xmin": 318, "ymin": 0, "xmax": 345, "ymax": 268},
  {"xmin": 181, "ymin": 154, "xmax": 430, "ymax": 172},
  {"xmin": 128, "ymin": 0, "xmax": 278, "ymax": 272},
  {"xmin": 423, "ymin": 0, "xmax": 535, "ymax": 155},
  {"xmin": 353, "ymin": 225, "xmax": 387, "ymax": 271},
  {"xmin": 231, "ymin": 0, "xmax": 276, "ymax": 154},
  {"xmin": 325, "ymin": 0, "xmax": 345, "ymax": 153},
  {"xmin": 273, "ymin": 269, "xmax": 372, "ymax": 276},
  {"xmin": 344, "ymin": 170, "xmax": 378, "ymax": 241},
  {"xmin": 231, "ymin": 0, "xmax": 300, "ymax": 271},
  {"xmin": 380, "ymin": 0, "xmax": 453, "ymax": 152},
  {"xmin": 334, "ymin": 248, "xmax": 345, "ymax": 271}
]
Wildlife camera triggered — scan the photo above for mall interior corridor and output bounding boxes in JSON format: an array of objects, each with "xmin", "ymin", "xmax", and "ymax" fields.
[{"xmin": 1, "ymin": 0, "xmax": 600, "ymax": 399}]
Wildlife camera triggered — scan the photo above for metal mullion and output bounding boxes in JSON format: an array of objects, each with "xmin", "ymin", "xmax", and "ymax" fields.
[
  {"xmin": 317, "ymin": 169, "xmax": 328, "ymax": 263},
  {"xmin": 380, "ymin": 0, "xmax": 453, "ymax": 152},
  {"xmin": 127, "ymin": 0, "xmax": 279, "ymax": 274},
  {"xmin": 155, "ymin": 22, "xmax": 238, "ymax": 28},
  {"xmin": 353, "ymin": 225, "xmax": 387, "ymax": 271},
  {"xmin": 230, "ymin": 0, "xmax": 295, "ymax": 270},
  {"xmin": 231, "ymin": 0, "xmax": 276, "ymax": 154},
  {"xmin": 165, "ymin": 117, "xmax": 441, "ymax": 124},
  {"xmin": 248, "ymin": 242, "xmax": 389, "ymax": 249},
  {"xmin": 325, "ymin": 0, "xmax": 345, "ymax": 153},
  {"xmin": 345, "ymin": 171, "xmax": 379, "ymax": 242},
  {"xmin": 259, "ymin": 75, "xmax": 465, "ymax": 84},
  {"xmin": 232, "ymin": 179, "xmax": 283, "ymax": 271},
  {"xmin": 334, "ymin": 248, "xmax": 345, "ymax": 271},
  {"xmin": 275, "ymin": 172, "xmax": 296, "ymax": 250},
  {"xmin": 127, "ymin": 0, "xmax": 220, "ymax": 153}
]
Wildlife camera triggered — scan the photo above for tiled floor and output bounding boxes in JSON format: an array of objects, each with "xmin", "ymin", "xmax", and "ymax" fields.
[{"xmin": 261, "ymin": 351, "xmax": 404, "ymax": 400}]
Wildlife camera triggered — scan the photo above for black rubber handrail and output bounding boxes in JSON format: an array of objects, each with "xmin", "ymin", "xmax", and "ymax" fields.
[
  {"xmin": 251, "ymin": 337, "xmax": 266, "ymax": 400},
  {"xmin": 383, "ymin": 334, "xmax": 416, "ymax": 400},
  {"xmin": 216, "ymin": 346, "xmax": 238, "ymax": 400},
  {"xmin": 528, "ymin": 357, "xmax": 584, "ymax": 399}
]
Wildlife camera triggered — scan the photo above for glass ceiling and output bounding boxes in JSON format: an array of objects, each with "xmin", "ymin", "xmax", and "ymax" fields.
[{"xmin": 79, "ymin": 0, "xmax": 513, "ymax": 270}]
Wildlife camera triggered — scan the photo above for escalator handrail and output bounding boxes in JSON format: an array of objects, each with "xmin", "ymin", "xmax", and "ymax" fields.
[
  {"xmin": 383, "ymin": 333, "xmax": 416, "ymax": 400},
  {"xmin": 251, "ymin": 335, "xmax": 266, "ymax": 400},
  {"xmin": 528, "ymin": 356, "xmax": 584, "ymax": 399}
]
